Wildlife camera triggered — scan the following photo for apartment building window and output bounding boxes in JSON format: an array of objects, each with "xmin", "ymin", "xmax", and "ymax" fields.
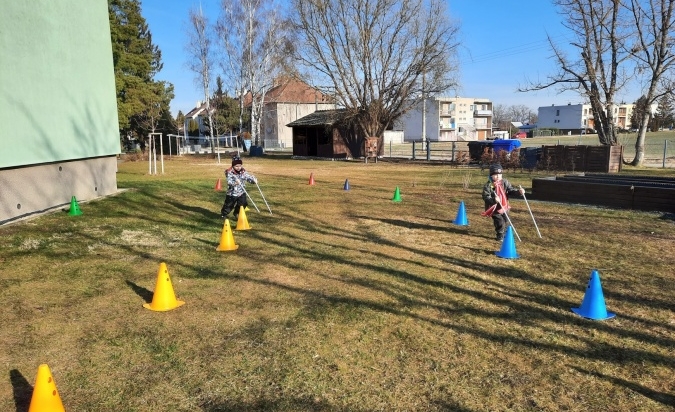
[{"xmin": 556, "ymin": 110, "xmax": 560, "ymax": 116}]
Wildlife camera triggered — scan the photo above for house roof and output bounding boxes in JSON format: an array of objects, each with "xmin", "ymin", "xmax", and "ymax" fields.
[
  {"xmin": 185, "ymin": 101, "xmax": 210, "ymax": 118},
  {"xmin": 286, "ymin": 109, "xmax": 346, "ymax": 127},
  {"xmin": 244, "ymin": 78, "xmax": 332, "ymax": 106},
  {"xmin": 267, "ymin": 78, "xmax": 331, "ymax": 103}
]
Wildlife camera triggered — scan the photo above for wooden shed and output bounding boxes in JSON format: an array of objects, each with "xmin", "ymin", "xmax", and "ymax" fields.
[{"xmin": 287, "ymin": 109, "xmax": 365, "ymax": 159}]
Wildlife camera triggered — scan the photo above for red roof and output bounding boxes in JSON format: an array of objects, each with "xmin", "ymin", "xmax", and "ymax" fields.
[{"xmin": 243, "ymin": 78, "xmax": 331, "ymax": 107}]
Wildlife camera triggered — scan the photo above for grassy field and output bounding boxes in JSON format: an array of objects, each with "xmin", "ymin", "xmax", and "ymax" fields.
[{"xmin": 1, "ymin": 156, "xmax": 674, "ymax": 411}]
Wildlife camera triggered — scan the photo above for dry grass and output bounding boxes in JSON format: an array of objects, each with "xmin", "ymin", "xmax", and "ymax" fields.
[{"xmin": 1, "ymin": 155, "xmax": 674, "ymax": 411}]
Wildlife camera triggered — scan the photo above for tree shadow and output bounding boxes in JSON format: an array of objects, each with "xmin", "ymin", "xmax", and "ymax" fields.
[
  {"xmin": 166, "ymin": 200, "xmax": 220, "ymax": 218},
  {"xmin": 200, "ymin": 394, "xmax": 363, "ymax": 411},
  {"xmin": 9, "ymin": 369, "xmax": 32, "ymax": 412},
  {"xmin": 570, "ymin": 366, "xmax": 675, "ymax": 407}
]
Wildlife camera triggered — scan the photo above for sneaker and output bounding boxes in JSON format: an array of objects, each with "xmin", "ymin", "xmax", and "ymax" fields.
[
  {"xmin": 496, "ymin": 234, "xmax": 504, "ymax": 241},
  {"xmin": 232, "ymin": 215, "xmax": 239, "ymax": 222}
]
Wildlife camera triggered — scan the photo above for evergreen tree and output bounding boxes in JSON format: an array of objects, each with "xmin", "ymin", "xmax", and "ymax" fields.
[
  {"xmin": 630, "ymin": 96, "xmax": 650, "ymax": 131},
  {"xmin": 109, "ymin": 0, "xmax": 174, "ymax": 149},
  {"xmin": 176, "ymin": 110, "xmax": 185, "ymax": 127},
  {"xmin": 652, "ymin": 95, "xmax": 674, "ymax": 131},
  {"xmin": 206, "ymin": 76, "xmax": 242, "ymax": 137}
]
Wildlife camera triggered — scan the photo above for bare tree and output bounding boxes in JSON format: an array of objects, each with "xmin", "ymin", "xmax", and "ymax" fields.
[
  {"xmin": 508, "ymin": 105, "xmax": 537, "ymax": 124},
  {"xmin": 185, "ymin": 6, "xmax": 217, "ymax": 157},
  {"xmin": 217, "ymin": 0, "xmax": 292, "ymax": 148},
  {"xmin": 520, "ymin": 0, "xmax": 632, "ymax": 146},
  {"xmin": 293, "ymin": 0, "xmax": 460, "ymax": 152},
  {"xmin": 625, "ymin": 0, "xmax": 675, "ymax": 165},
  {"xmin": 491, "ymin": 104, "xmax": 510, "ymax": 130}
]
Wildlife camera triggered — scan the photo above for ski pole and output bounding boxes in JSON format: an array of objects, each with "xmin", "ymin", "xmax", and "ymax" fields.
[
  {"xmin": 236, "ymin": 179, "xmax": 260, "ymax": 213},
  {"xmin": 497, "ymin": 198, "xmax": 521, "ymax": 242},
  {"xmin": 255, "ymin": 181, "xmax": 273, "ymax": 215},
  {"xmin": 520, "ymin": 185, "xmax": 542, "ymax": 238}
]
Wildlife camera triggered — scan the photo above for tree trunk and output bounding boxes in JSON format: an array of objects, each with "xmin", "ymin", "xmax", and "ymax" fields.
[{"xmin": 630, "ymin": 112, "xmax": 651, "ymax": 166}]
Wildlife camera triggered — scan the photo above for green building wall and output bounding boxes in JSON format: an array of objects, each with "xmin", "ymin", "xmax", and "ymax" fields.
[{"xmin": 0, "ymin": 0, "xmax": 120, "ymax": 223}]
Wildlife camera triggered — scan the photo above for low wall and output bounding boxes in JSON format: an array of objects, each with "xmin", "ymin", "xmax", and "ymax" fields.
[
  {"xmin": 0, "ymin": 156, "xmax": 118, "ymax": 224},
  {"xmin": 531, "ymin": 173, "xmax": 675, "ymax": 213},
  {"xmin": 540, "ymin": 145, "xmax": 623, "ymax": 173}
]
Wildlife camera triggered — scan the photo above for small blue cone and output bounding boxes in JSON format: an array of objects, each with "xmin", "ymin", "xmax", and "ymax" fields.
[
  {"xmin": 452, "ymin": 201, "xmax": 468, "ymax": 226},
  {"xmin": 495, "ymin": 226, "xmax": 519, "ymax": 259},
  {"xmin": 344, "ymin": 179, "xmax": 350, "ymax": 190},
  {"xmin": 571, "ymin": 270, "xmax": 616, "ymax": 320}
]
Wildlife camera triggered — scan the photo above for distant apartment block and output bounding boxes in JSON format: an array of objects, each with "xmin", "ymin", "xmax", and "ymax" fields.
[
  {"xmin": 537, "ymin": 103, "xmax": 649, "ymax": 133},
  {"xmin": 401, "ymin": 96, "xmax": 493, "ymax": 141}
]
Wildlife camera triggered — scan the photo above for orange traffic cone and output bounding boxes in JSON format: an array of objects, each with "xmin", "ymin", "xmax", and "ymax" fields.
[
  {"xmin": 308, "ymin": 173, "xmax": 315, "ymax": 185},
  {"xmin": 143, "ymin": 262, "xmax": 185, "ymax": 311},
  {"xmin": 28, "ymin": 364, "xmax": 65, "ymax": 412},
  {"xmin": 214, "ymin": 178, "xmax": 223, "ymax": 191},
  {"xmin": 216, "ymin": 219, "xmax": 239, "ymax": 251},
  {"xmin": 235, "ymin": 206, "xmax": 251, "ymax": 230}
]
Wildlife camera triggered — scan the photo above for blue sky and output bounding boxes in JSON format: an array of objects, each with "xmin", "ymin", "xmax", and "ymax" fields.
[{"xmin": 140, "ymin": 0, "xmax": 638, "ymax": 117}]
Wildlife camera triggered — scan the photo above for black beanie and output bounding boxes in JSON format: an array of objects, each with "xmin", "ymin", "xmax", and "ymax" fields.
[
  {"xmin": 232, "ymin": 157, "xmax": 243, "ymax": 166},
  {"xmin": 489, "ymin": 164, "xmax": 503, "ymax": 175}
]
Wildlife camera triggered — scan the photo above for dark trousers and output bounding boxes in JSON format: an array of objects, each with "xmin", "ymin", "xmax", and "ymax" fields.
[
  {"xmin": 492, "ymin": 213, "xmax": 507, "ymax": 236},
  {"xmin": 221, "ymin": 194, "xmax": 248, "ymax": 219}
]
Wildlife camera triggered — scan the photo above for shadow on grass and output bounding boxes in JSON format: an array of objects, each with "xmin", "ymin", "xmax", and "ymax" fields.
[
  {"xmin": 125, "ymin": 280, "xmax": 153, "ymax": 303},
  {"xmin": 200, "ymin": 395, "xmax": 367, "ymax": 411},
  {"xmin": 571, "ymin": 366, "xmax": 675, "ymax": 407},
  {"xmin": 166, "ymin": 200, "xmax": 220, "ymax": 219},
  {"xmin": 183, "ymin": 210, "xmax": 675, "ymax": 367},
  {"xmin": 9, "ymin": 369, "xmax": 31, "ymax": 412}
]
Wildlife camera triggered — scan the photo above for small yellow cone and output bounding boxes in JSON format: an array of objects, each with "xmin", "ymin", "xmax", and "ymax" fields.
[
  {"xmin": 143, "ymin": 263, "xmax": 185, "ymax": 311},
  {"xmin": 216, "ymin": 219, "xmax": 239, "ymax": 251},
  {"xmin": 28, "ymin": 364, "xmax": 65, "ymax": 412},
  {"xmin": 235, "ymin": 206, "xmax": 252, "ymax": 231}
]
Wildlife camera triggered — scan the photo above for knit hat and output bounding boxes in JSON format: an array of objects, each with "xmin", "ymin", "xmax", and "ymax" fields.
[
  {"xmin": 232, "ymin": 157, "xmax": 243, "ymax": 166},
  {"xmin": 489, "ymin": 164, "xmax": 503, "ymax": 175}
]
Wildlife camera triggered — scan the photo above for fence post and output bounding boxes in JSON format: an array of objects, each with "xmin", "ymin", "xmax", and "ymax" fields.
[
  {"xmin": 664, "ymin": 140, "xmax": 668, "ymax": 168},
  {"xmin": 412, "ymin": 141, "xmax": 416, "ymax": 160},
  {"xmin": 451, "ymin": 141, "xmax": 456, "ymax": 162},
  {"xmin": 426, "ymin": 140, "xmax": 431, "ymax": 161},
  {"xmin": 389, "ymin": 140, "xmax": 392, "ymax": 159}
]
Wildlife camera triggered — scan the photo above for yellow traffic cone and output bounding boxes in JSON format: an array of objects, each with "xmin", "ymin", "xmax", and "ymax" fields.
[
  {"xmin": 143, "ymin": 263, "xmax": 185, "ymax": 311},
  {"xmin": 216, "ymin": 219, "xmax": 239, "ymax": 251},
  {"xmin": 28, "ymin": 364, "xmax": 65, "ymax": 412},
  {"xmin": 235, "ymin": 206, "xmax": 251, "ymax": 231}
]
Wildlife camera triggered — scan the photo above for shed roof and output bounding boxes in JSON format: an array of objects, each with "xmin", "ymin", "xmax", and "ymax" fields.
[{"xmin": 286, "ymin": 109, "xmax": 347, "ymax": 127}]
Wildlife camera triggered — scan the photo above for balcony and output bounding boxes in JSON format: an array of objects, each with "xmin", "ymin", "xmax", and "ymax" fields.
[
  {"xmin": 474, "ymin": 110, "xmax": 492, "ymax": 116},
  {"xmin": 440, "ymin": 110, "xmax": 455, "ymax": 116}
]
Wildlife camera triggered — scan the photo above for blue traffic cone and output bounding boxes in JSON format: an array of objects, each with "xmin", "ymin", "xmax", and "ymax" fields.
[
  {"xmin": 495, "ymin": 226, "xmax": 519, "ymax": 259},
  {"xmin": 344, "ymin": 179, "xmax": 350, "ymax": 190},
  {"xmin": 452, "ymin": 201, "xmax": 468, "ymax": 226},
  {"xmin": 571, "ymin": 270, "xmax": 616, "ymax": 320}
]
